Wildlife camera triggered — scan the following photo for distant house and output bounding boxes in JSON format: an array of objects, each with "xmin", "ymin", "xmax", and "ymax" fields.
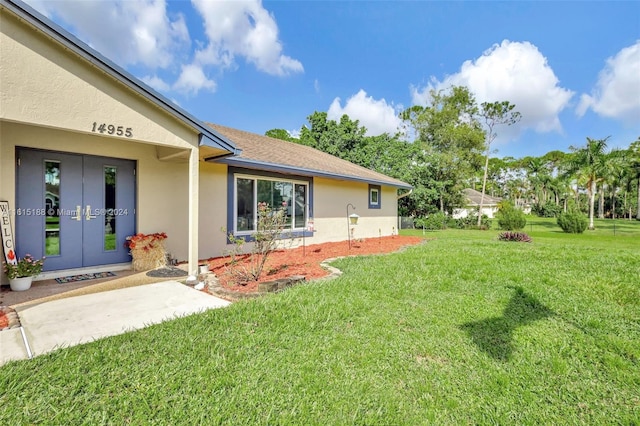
[
  {"xmin": 452, "ymin": 188, "xmax": 502, "ymax": 219},
  {"xmin": 0, "ymin": 0, "xmax": 411, "ymax": 282}
]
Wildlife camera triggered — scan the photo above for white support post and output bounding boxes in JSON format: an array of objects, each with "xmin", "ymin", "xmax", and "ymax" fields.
[{"xmin": 188, "ymin": 148, "xmax": 199, "ymax": 275}]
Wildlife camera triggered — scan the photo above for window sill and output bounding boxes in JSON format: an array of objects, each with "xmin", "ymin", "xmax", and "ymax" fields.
[{"xmin": 228, "ymin": 229, "xmax": 313, "ymax": 243}]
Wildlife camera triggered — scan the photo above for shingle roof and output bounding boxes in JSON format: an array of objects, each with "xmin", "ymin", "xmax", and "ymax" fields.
[
  {"xmin": 207, "ymin": 124, "xmax": 412, "ymax": 189},
  {"xmin": 463, "ymin": 188, "xmax": 502, "ymax": 206}
]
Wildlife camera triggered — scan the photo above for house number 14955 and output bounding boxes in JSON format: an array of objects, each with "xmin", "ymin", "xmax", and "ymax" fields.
[{"xmin": 92, "ymin": 122, "xmax": 133, "ymax": 138}]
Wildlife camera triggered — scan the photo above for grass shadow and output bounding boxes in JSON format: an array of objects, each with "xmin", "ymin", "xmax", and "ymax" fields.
[{"xmin": 460, "ymin": 286, "xmax": 554, "ymax": 361}]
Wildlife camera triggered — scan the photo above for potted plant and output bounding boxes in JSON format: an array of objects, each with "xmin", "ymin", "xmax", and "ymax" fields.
[{"xmin": 3, "ymin": 254, "xmax": 45, "ymax": 291}]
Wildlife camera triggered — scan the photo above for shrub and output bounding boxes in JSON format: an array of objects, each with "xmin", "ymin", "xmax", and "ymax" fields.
[
  {"xmin": 225, "ymin": 202, "xmax": 291, "ymax": 283},
  {"xmin": 415, "ymin": 212, "xmax": 448, "ymax": 230},
  {"xmin": 557, "ymin": 211, "xmax": 588, "ymax": 234},
  {"xmin": 496, "ymin": 201, "xmax": 527, "ymax": 231},
  {"xmin": 497, "ymin": 231, "xmax": 532, "ymax": 243},
  {"xmin": 446, "ymin": 216, "xmax": 459, "ymax": 229},
  {"xmin": 532, "ymin": 202, "xmax": 562, "ymax": 218},
  {"xmin": 453, "ymin": 212, "xmax": 492, "ymax": 230}
]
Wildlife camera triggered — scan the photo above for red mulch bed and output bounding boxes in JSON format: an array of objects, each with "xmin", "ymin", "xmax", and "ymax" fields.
[{"xmin": 206, "ymin": 235, "xmax": 425, "ymax": 293}]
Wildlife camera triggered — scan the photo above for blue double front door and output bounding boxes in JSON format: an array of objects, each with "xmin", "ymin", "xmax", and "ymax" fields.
[{"xmin": 16, "ymin": 148, "xmax": 136, "ymax": 271}]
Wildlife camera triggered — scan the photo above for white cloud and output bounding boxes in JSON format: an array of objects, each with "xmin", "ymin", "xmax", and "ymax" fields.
[
  {"xmin": 314, "ymin": 79, "xmax": 321, "ymax": 94},
  {"xmin": 577, "ymin": 41, "xmax": 640, "ymax": 124},
  {"xmin": 26, "ymin": 0, "xmax": 190, "ymax": 69},
  {"xmin": 173, "ymin": 64, "xmax": 217, "ymax": 95},
  {"xmin": 288, "ymin": 128, "xmax": 301, "ymax": 139},
  {"xmin": 26, "ymin": 0, "xmax": 300, "ymax": 96},
  {"xmin": 412, "ymin": 40, "xmax": 574, "ymax": 142},
  {"xmin": 327, "ymin": 90, "xmax": 404, "ymax": 136},
  {"xmin": 191, "ymin": 0, "xmax": 303, "ymax": 76}
]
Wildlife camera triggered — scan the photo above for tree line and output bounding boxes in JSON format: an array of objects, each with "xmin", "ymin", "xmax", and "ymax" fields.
[{"xmin": 266, "ymin": 86, "xmax": 640, "ymax": 227}]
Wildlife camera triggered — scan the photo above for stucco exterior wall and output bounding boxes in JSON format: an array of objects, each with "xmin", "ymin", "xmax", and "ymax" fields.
[
  {"xmin": 198, "ymin": 161, "xmax": 229, "ymax": 259},
  {"xmin": 0, "ymin": 122, "xmax": 193, "ymax": 267},
  {"xmin": 312, "ymin": 178, "xmax": 398, "ymax": 244}
]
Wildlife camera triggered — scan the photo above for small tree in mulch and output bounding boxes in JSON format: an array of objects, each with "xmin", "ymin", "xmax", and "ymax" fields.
[
  {"xmin": 225, "ymin": 202, "xmax": 292, "ymax": 284},
  {"xmin": 126, "ymin": 232, "xmax": 168, "ymax": 271}
]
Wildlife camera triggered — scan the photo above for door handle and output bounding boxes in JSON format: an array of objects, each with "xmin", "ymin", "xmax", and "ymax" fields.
[
  {"xmin": 73, "ymin": 205, "xmax": 82, "ymax": 221},
  {"xmin": 85, "ymin": 205, "xmax": 97, "ymax": 221}
]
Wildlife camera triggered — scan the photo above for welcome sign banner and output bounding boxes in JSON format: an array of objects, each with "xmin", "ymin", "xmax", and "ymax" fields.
[{"xmin": 0, "ymin": 201, "xmax": 18, "ymax": 265}]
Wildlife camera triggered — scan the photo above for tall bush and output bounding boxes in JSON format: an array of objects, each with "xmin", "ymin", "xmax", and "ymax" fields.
[
  {"xmin": 454, "ymin": 212, "xmax": 492, "ymax": 230},
  {"xmin": 225, "ymin": 202, "xmax": 290, "ymax": 283},
  {"xmin": 496, "ymin": 201, "xmax": 527, "ymax": 231},
  {"xmin": 557, "ymin": 211, "xmax": 588, "ymax": 234},
  {"xmin": 532, "ymin": 202, "xmax": 561, "ymax": 218},
  {"xmin": 415, "ymin": 212, "xmax": 448, "ymax": 230}
]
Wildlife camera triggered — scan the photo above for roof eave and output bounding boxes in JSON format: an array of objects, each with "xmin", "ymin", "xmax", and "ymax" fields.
[
  {"xmin": 216, "ymin": 157, "xmax": 413, "ymax": 190},
  {"xmin": 2, "ymin": 0, "xmax": 237, "ymax": 154},
  {"xmin": 198, "ymin": 134, "xmax": 241, "ymax": 155}
]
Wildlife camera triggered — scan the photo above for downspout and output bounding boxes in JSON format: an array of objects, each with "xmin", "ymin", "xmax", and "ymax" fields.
[{"xmin": 397, "ymin": 189, "xmax": 413, "ymax": 200}]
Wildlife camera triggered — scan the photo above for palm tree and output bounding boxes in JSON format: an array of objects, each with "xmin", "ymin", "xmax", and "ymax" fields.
[
  {"xmin": 556, "ymin": 155, "xmax": 575, "ymax": 213},
  {"xmin": 569, "ymin": 137, "xmax": 610, "ymax": 230},
  {"xmin": 525, "ymin": 157, "xmax": 548, "ymax": 206},
  {"xmin": 548, "ymin": 175, "xmax": 573, "ymax": 212},
  {"xmin": 619, "ymin": 160, "xmax": 637, "ymax": 220},
  {"xmin": 505, "ymin": 177, "xmax": 528, "ymax": 209},
  {"xmin": 603, "ymin": 150, "xmax": 628, "ymax": 219}
]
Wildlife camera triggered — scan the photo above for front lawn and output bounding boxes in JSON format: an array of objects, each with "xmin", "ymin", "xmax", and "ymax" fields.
[{"xmin": 1, "ymin": 222, "xmax": 638, "ymax": 424}]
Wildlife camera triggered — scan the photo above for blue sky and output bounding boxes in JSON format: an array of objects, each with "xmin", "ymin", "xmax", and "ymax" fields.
[{"xmin": 26, "ymin": 0, "xmax": 640, "ymax": 159}]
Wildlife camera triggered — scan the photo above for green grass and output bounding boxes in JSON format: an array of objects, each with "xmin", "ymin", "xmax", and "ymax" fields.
[
  {"xmin": 44, "ymin": 232, "xmax": 116, "ymax": 255},
  {"xmin": 104, "ymin": 233, "xmax": 116, "ymax": 251},
  {"xmin": 45, "ymin": 235, "xmax": 59, "ymax": 256},
  {"xmin": 1, "ymin": 221, "xmax": 639, "ymax": 424}
]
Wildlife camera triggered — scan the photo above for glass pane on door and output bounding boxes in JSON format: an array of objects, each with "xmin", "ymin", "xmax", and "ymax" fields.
[
  {"xmin": 44, "ymin": 160, "xmax": 61, "ymax": 256},
  {"xmin": 104, "ymin": 166, "xmax": 117, "ymax": 251}
]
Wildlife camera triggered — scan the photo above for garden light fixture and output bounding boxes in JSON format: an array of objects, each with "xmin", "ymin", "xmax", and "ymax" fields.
[{"xmin": 347, "ymin": 203, "xmax": 357, "ymax": 249}]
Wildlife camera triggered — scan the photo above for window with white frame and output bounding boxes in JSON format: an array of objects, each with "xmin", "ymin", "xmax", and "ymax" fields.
[
  {"xmin": 235, "ymin": 175, "xmax": 308, "ymax": 233},
  {"xmin": 368, "ymin": 184, "xmax": 381, "ymax": 209}
]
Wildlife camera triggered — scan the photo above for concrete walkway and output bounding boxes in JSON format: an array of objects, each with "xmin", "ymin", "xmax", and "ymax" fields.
[{"xmin": 0, "ymin": 281, "xmax": 230, "ymax": 366}]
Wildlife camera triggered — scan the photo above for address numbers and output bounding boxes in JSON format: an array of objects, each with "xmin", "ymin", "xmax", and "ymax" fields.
[{"xmin": 92, "ymin": 122, "xmax": 133, "ymax": 138}]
